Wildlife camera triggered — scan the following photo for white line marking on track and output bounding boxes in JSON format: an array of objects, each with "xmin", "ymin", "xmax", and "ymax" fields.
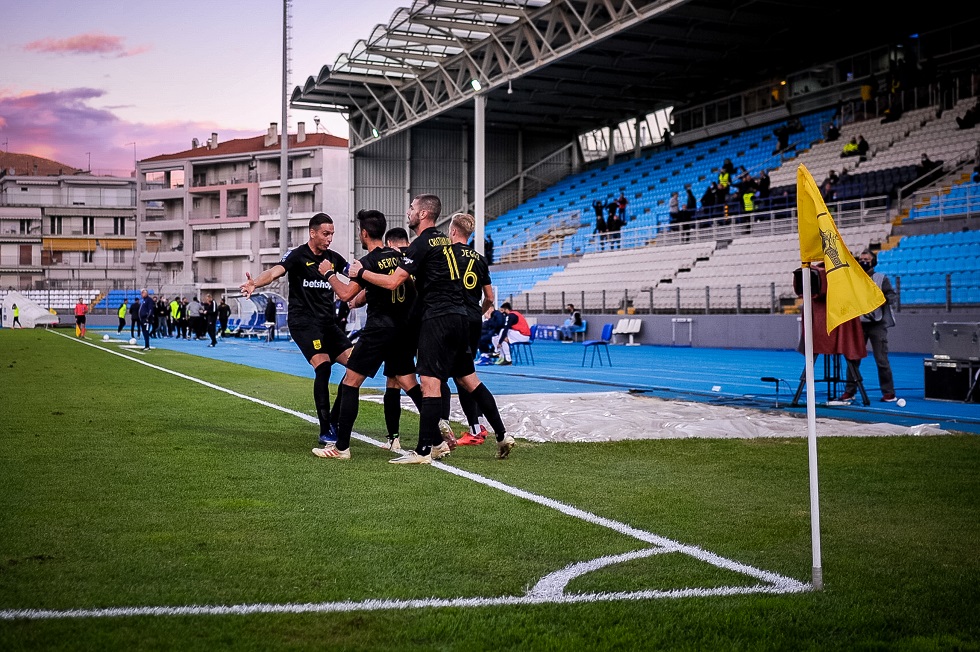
[{"xmin": 0, "ymin": 332, "xmax": 811, "ymax": 621}]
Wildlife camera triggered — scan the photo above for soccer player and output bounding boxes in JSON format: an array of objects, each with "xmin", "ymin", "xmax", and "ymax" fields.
[
  {"xmin": 239, "ymin": 212, "xmax": 353, "ymax": 448},
  {"xmin": 349, "ymin": 194, "xmax": 513, "ymax": 464},
  {"xmin": 311, "ymin": 209, "xmax": 423, "ymax": 460},
  {"xmin": 448, "ymin": 212, "xmax": 494, "ymax": 445}
]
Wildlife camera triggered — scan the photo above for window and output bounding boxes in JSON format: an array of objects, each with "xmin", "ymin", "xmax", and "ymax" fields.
[
  {"xmin": 49, "ymin": 217, "xmax": 62, "ymax": 235},
  {"xmin": 82, "ymin": 251, "xmax": 94, "ymax": 263},
  {"xmin": 113, "ymin": 217, "xmax": 126, "ymax": 235},
  {"xmin": 19, "ymin": 220, "xmax": 30, "ymax": 234},
  {"xmin": 113, "ymin": 249, "xmax": 126, "ymax": 264},
  {"xmin": 82, "ymin": 216, "xmax": 95, "ymax": 235}
]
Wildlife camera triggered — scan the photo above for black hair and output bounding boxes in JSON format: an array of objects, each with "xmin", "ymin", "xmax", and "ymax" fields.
[
  {"xmin": 501, "ymin": 302, "xmax": 512, "ymax": 310},
  {"xmin": 356, "ymin": 209, "xmax": 387, "ymax": 240},
  {"xmin": 414, "ymin": 194, "xmax": 442, "ymax": 221},
  {"xmin": 385, "ymin": 227, "xmax": 410, "ymax": 246},
  {"xmin": 309, "ymin": 212, "xmax": 333, "ymax": 229},
  {"xmin": 860, "ymin": 248, "xmax": 878, "ymax": 268}
]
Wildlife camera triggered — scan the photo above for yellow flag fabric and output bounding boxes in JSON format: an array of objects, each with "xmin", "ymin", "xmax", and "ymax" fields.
[{"xmin": 797, "ymin": 164, "xmax": 885, "ymax": 333}]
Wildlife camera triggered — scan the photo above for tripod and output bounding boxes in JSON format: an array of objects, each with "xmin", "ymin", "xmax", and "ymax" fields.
[{"xmin": 792, "ymin": 353, "xmax": 870, "ymax": 406}]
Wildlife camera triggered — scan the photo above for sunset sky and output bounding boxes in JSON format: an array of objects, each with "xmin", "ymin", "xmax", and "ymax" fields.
[{"xmin": 0, "ymin": 0, "xmax": 407, "ymax": 174}]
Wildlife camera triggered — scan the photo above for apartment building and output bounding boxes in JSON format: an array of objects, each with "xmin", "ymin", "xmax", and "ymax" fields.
[
  {"xmin": 0, "ymin": 154, "xmax": 136, "ymax": 291},
  {"xmin": 136, "ymin": 123, "xmax": 349, "ymax": 297}
]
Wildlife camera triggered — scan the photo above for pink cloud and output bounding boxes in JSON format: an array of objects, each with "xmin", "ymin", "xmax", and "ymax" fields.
[
  {"xmin": 24, "ymin": 32, "xmax": 149, "ymax": 58},
  {"xmin": 0, "ymin": 88, "xmax": 257, "ymax": 174}
]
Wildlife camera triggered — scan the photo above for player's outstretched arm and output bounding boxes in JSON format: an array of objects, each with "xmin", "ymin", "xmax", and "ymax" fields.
[{"xmin": 240, "ymin": 265, "xmax": 285, "ymax": 298}]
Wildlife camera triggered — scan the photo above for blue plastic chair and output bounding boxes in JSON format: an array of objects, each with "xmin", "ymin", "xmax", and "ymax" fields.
[
  {"xmin": 582, "ymin": 323, "xmax": 613, "ymax": 367},
  {"xmin": 512, "ymin": 325, "xmax": 537, "ymax": 365}
]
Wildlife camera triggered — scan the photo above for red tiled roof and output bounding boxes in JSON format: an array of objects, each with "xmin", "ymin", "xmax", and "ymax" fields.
[
  {"xmin": 142, "ymin": 132, "xmax": 348, "ymax": 163},
  {"xmin": 0, "ymin": 152, "xmax": 81, "ymax": 176}
]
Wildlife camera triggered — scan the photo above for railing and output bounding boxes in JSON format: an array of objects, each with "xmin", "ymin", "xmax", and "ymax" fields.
[
  {"xmin": 188, "ymin": 168, "xmax": 323, "ymax": 188},
  {"xmin": 494, "ymin": 195, "xmax": 890, "ymax": 264},
  {"xmin": 503, "ymin": 272, "xmax": 977, "ymax": 317}
]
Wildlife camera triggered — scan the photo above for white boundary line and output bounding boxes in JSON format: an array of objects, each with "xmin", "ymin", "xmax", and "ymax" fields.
[{"xmin": 0, "ymin": 333, "xmax": 810, "ymax": 621}]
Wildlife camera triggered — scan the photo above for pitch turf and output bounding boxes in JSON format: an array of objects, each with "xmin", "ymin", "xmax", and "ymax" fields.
[{"xmin": 1, "ymin": 329, "xmax": 978, "ymax": 650}]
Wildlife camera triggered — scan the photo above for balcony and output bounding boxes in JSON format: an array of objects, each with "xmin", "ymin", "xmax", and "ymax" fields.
[
  {"xmin": 193, "ymin": 248, "xmax": 252, "ymax": 259},
  {"xmin": 140, "ymin": 185, "xmax": 184, "ymax": 201},
  {"xmin": 140, "ymin": 218, "xmax": 186, "ymax": 232}
]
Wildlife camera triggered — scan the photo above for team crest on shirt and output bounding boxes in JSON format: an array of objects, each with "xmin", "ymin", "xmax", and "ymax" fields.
[
  {"xmin": 313, "ymin": 339, "xmax": 321, "ymax": 350},
  {"xmin": 403, "ymin": 256, "xmax": 413, "ymax": 264}
]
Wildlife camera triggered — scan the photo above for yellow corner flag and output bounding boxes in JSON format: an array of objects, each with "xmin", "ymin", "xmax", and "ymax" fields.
[{"xmin": 797, "ymin": 164, "xmax": 884, "ymax": 333}]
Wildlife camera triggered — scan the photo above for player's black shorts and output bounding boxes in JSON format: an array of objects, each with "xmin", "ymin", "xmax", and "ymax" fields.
[
  {"xmin": 75, "ymin": 315, "xmax": 86, "ymax": 325},
  {"xmin": 289, "ymin": 320, "xmax": 352, "ymax": 363},
  {"xmin": 416, "ymin": 313, "xmax": 475, "ymax": 381},
  {"xmin": 345, "ymin": 324, "xmax": 416, "ymax": 379}
]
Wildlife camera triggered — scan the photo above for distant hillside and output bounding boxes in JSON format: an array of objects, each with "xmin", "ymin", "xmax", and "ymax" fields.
[{"xmin": 0, "ymin": 152, "xmax": 81, "ymax": 176}]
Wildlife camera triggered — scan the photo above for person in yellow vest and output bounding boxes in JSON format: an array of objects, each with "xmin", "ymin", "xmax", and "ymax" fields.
[
  {"xmin": 12, "ymin": 303, "xmax": 22, "ymax": 328},
  {"xmin": 742, "ymin": 190, "xmax": 755, "ymax": 214},
  {"xmin": 74, "ymin": 298, "xmax": 88, "ymax": 337},
  {"xmin": 117, "ymin": 300, "xmax": 127, "ymax": 333},
  {"xmin": 841, "ymin": 136, "xmax": 859, "ymax": 158}
]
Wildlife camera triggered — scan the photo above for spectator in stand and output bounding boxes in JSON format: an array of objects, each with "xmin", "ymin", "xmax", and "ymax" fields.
[
  {"xmin": 916, "ymin": 153, "xmax": 940, "ymax": 177},
  {"xmin": 682, "ymin": 185, "xmax": 697, "ymax": 241},
  {"xmin": 668, "ymin": 190, "xmax": 681, "ymax": 232},
  {"xmin": 593, "ymin": 208, "xmax": 608, "ymax": 251},
  {"xmin": 826, "ymin": 122, "xmax": 840, "ymax": 142},
  {"xmin": 484, "ymin": 233, "xmax": 494, "ymax": 265},
  {"xmin": 857, "ymin": 135, "xmax": 870, "ymax": 161},
  {"xmin": 607, "ymin": 210, "xmax": 623, "ymax": 249},
  {"xmin": 616, "ymin": 192, "xmax": 628, "ymax": 221},
  {"xmin": 700, "ymin": 181, "xmax": 719, "ymax": 223},
  {"xmin": 955, "ymin": 98, "xmax": 979, "ymax": 129},
  {"xmin": 661, "ymin": 127, "xmax": 672, "ymax": 150},
  {"xmin": 824, "ymin": 170, "xmax": 840, "ymax": 187},
  {"xmin": 756, "ymin": 170, "xmax": 771, "ymax": 205},
  {"xmin": 841, "ymin": 136, "xmax": 860, "ymax": 158}
]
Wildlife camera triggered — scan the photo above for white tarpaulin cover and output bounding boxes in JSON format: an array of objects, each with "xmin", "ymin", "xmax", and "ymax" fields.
[
  {"xmin": 1, "ymin": 291, "xmax": 59, "ymax": 329},
  {"xmin": 364, "ymin": 391, "xmax": 948, "ymax": 441}
]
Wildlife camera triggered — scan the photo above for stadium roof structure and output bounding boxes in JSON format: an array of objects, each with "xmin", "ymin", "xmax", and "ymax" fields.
[{"xmin": 292, "ymin": 0, "xmax": 965, "ymax": 152}]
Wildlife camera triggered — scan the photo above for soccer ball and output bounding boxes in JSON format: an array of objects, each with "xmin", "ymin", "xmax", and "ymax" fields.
[
  {"xmin": 102, "ymin": 334, "xmax": 110, "ymax": 342},
  {"xmin": 129, "ymin": 338, "xmax": 137, "ymax": 345}
]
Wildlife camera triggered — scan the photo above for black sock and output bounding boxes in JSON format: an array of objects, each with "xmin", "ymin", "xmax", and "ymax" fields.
[
  {"xmin": 458, "ymin": 387, "xmax": 480, "ymax": 430},
  {"xmin": 440, "ymin": 381, "xmax": 452, "ymax": 420},
  {"xmin": 471, "ymin": 383, "xmax": 505, "ymax": 439},
  {"xmin": 405, "ymin": 384, "xmax": 423, "ymax": 410},
  {"xmin": 313, "ymin": 363, "xmax": 332, "ymax": 437},
  {"xmin": 329, "ymin": 381, "xmax": 344, "ymax": 427},
  {"xmin": 418, "ymin": 397, "xmax": 442, "ymax": 454},
  {"xmin": 384, "ymin": 387, "xmax": 402, "ymax": 438},
  {"xmin": 336, "ymin": 383, "xmax": 359, "ymax": 451}
]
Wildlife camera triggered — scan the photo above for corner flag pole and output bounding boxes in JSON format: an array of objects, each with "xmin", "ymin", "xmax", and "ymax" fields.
[{"xmin": 800, "ymin": 262, "xmax": 823, "ymax": 590}]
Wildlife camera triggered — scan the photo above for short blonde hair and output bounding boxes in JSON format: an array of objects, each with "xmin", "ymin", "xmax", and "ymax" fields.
[{"xmin": 450, "ymin": 212, "xmax": 475, "ymax": 239}]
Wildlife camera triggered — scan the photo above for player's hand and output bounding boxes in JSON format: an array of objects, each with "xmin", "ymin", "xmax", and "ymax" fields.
[
  {"xmin": 240, "ymin": 272, "xmax": 255, "ymax": 298},
  {"xmin": 348, "ymin": 260, "xmax": 363, "ymax": 278},
  {"xmin": 317, "ymin": 260, "xmax": 333, "ymax": 276}
]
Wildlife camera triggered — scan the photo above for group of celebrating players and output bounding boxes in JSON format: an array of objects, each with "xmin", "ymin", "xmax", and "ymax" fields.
[{"xmin": 239, "ymin": 194, "xmax": 513, "ymax": 464}]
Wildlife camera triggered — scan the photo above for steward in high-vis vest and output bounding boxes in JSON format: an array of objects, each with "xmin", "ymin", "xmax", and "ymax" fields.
[{"xmin": 117, "ymin": 301, "xmax": 127, "ymax": 333}]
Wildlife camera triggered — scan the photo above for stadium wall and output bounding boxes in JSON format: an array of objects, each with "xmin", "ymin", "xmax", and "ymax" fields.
[
  {"xmin": 531, "ymin": 311, "xmax": 980, "ymax": 355},
  {"xmin": 70, "ymin": 310, "xmax": 980, "ymax": 356}
]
